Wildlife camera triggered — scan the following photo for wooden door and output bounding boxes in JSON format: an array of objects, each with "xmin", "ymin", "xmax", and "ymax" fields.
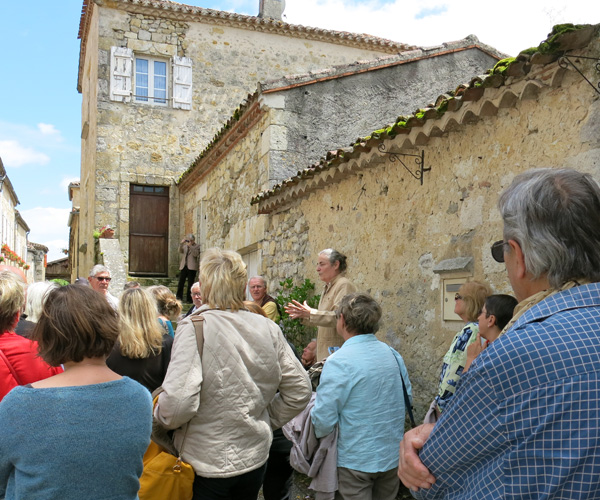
[{"xmin": 129, "ymin": 185, "xmax": 169, "ymax": 276}]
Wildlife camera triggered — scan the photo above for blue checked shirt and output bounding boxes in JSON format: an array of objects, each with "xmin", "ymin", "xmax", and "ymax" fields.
[{"xmin": 415, "ymin": 283, "xmax": 600, "ymax": 499}]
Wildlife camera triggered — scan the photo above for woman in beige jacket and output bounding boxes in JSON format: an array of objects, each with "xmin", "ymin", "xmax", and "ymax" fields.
[
  {"xmin": 155, "ymin": 248, "xmax": 311, "ymax": 500},
  {"xmin": 285, "ymin": 248, "xmax": 357, "ymax": 360}
]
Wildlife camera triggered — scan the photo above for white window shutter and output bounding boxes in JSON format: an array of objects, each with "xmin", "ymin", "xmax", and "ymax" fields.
[
  {"xmin": 110, "ymin": 46, "xmax": 133, "ymax": 102},
  {"xmin": 172, "ymin": 56, "xmax": 193, "ymax": 110}
]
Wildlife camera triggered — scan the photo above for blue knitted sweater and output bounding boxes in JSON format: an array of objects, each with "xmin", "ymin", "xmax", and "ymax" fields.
[{"xmin": 0, "ymin": 377, "xmax": 152, "ymax": 500}]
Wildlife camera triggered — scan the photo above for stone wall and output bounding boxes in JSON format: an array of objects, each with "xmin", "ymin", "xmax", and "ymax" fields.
[
  {"xmin": 78, "ymin": 3, "xmax": 398, "ymax": 276},
  {"xmin": 260, "ymin": 66, "xmax": 600, "ymax": 417},
  {"xmin": 180, "ymin": 111, "xmax": 271, "ymax": 275},
  {"xmin": 266, "ymin": 47, "xmax": 499, "ymax": 182}
]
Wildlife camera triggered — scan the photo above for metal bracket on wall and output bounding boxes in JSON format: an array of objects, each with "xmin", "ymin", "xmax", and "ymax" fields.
[
  {"xmin": 558, "ymin": 53, "xmax": 600, "ymax": 96},
  {"xmin": 378, "ymin": 143, "xmax": 429, "ymax": 185}
]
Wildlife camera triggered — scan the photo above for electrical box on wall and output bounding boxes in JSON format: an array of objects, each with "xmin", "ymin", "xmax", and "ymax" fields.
[{"xmin": 443, "ymin": 278, "xmax": 467, "ymax": 321}]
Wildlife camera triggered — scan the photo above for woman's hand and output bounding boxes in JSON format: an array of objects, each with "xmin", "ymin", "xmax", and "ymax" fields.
[
  {"xmin": 463, "ymin": 332, "xmax": 486, "ymax": 373},
  {"xmin": 398, "ymin": 423, "xmax": 436, "ymax": 491},
  {"xmin": 285, "ymin": 299, "xmax": 311, "ymax": 320}
]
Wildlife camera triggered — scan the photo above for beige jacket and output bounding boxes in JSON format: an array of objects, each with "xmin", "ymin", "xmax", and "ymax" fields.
[
  {"xmin": 155, "ymin": 306, "xmax": 311, "ymax": 478},
  {"xmin": 178, "ymin": 242, "xmax": 200, "ymax": 270},
  {"xmin": 306, "ymin": 274, "xmax": 356, "ymax": 360}
]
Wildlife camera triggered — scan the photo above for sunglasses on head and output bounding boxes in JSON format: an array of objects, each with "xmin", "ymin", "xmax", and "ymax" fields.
[{"xmin": 491, "ymin": 240, "xmax": 506, "ymax": 263}]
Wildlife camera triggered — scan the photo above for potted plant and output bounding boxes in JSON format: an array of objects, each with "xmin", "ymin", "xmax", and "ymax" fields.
[{"xmin": 99, "ymin": 225, "xmax": 115, "ymax": 239}]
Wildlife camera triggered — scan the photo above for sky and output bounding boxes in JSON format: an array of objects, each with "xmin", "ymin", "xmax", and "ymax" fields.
[{"xmin": 0, "ymin": 0, "xmax": 598, "ymax": 262}]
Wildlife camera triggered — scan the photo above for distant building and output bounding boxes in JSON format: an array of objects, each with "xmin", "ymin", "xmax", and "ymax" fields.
[{"xmin": 0, "ymin": 156, "xmax": 43, "ymax": 282}]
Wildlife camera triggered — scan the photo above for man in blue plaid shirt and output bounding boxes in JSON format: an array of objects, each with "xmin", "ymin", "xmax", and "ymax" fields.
[{"xmin": 398, "ymin": 168, "xmax": 600, "ymax": 499}]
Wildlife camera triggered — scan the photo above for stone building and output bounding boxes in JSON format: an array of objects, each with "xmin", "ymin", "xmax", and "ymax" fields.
[
  {"xmin": 177, "ymin": 38, "xmax": 501, "ymax": 279},
  {"xmin": 250, "ymin": 25, "xmax": 600, "ymax": 414},
  {"xmin": 75, "ymin": 0, "xmax": 421, "ymax": 282},
  {"xmin": 0, "ymin": 157, "xmax": 44, "ymax": 282}
]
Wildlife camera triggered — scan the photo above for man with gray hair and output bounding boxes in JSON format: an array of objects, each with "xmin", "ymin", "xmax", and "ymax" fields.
[
  {"xmin": 399, "ymin": 168, "xmax": 600, "ymax": 498},
  {"xmin": 88, "ymin": 264, "xmax": 118, "ymax": 310},
  {"xmin": 177, "ymin": 233, "xmax": 200, "ymax": 303},
  {"xmin": 248, "ymin": 276, "xmax": 280, "ymax": 322}
]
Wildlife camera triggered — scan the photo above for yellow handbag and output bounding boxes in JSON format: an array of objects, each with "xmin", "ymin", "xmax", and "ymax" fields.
[
  {"xmin": 138, "ymin": 315, "xmax": 206, "ymax": 500},
  {"xmin": 138, "ymin": 439, "xmax": 194, "ymax": 500}
]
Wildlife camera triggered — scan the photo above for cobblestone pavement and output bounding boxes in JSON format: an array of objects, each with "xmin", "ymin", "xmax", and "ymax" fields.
[{"xmin": 259, "ymin": 472, "xmax": 414, "ymax": 499}]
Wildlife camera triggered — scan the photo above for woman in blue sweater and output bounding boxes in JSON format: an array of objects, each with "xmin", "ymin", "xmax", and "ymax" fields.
[{"xmin": 0, "ymin": 285, "xmax": 152, "ymax": 500}]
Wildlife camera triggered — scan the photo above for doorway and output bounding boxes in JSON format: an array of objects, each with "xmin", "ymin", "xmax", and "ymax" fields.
[{"xmin": 129, "ymin": 184, "xmax": 169, "ymax": 276}]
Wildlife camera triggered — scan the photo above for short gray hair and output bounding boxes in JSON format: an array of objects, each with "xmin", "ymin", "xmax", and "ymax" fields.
[
  {"xmin": 319, "ymin": 248, "xmax": 348, "ymax": 272},
  {"xmin": 498, "ymin": 168, "xmax": 600, "ymax": 288},
  {"xmin": 336, "ymin": 293, "xmax": 382, "ymax": 335},
  {"xmin": 89, "ymin": 264, "xmax": 110, "ymax": 278},
  {"xmin": 249, "ymin": 276, "xmax": 267, "ymax": 288}
]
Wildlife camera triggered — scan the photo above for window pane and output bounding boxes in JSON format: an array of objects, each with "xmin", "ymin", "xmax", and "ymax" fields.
[
  {"xmin": 154, "ymin": 61, "xmax": 167, "ymax": 104},
  {"xmin": 155, "ymin": 187, "xmax": 165, "ymax": 193},
  {"xmin": 135, "ymin": 58, "xmax": 149, "ymax": 102},
  {"xmin": 133, "ymin": 185, "xmax": 143, "ymax": 192}
]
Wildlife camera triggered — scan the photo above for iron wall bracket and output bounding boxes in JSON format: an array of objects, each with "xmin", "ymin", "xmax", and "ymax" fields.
[{"xmin": 378, "ymin": 143, "xmax": 429, "ymax": 185}]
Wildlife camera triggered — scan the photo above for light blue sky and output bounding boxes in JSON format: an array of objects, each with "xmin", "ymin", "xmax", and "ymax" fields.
[{"xmin": 0, "ymin": 0, "xmax": 597, "ymax": 261}]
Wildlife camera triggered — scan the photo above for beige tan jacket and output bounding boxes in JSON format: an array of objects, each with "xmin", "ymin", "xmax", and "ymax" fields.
[
  {"xmin": 155, "ymin": 306, "xmax": 311, "ymax": 478},
  {"xmin": 178, "ymin": 242, "xmax": 200, "ymax": 270},
  {"xmin": 306, "ymin": 274, "xmax": 356, "ymax": 360}
]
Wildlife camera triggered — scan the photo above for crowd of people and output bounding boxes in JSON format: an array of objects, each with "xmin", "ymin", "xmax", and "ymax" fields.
[{"xmin": 1, "ymin": 167, "xmax": 600, "ymax": 500}]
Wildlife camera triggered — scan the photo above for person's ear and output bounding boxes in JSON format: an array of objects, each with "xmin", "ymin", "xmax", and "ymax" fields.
[
  {"xmin": 488, "ymin": 313, "xmax": 497, "ymax": 328},
  {"xmin": 507, "ymin": 239, "xmax": 527, "ymax": 279}
]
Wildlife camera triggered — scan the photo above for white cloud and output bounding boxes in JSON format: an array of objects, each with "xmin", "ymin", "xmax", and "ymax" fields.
[
  {"xmin": 60, "ymin": 176, "xmax": 80, "ymax": 191},
  {"xmin": 0, "ymin": 139, "xmax": 50, "ymax": 168},
  {"xmin": 19, "ymin": 207, "xmax": 71, "ymax": 262},
  {"xmin": 37, "ymin": 123, "xmax": 62, "ymax": 138},
  {"xmin": 284, "ymin": 0, "xmax": 600, "ymax": 56}
]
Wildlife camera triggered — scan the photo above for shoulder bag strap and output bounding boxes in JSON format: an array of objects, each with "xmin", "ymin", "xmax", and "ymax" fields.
[
  {"xmin": 190, "ymin": 315, "xmax": 204, "ymax": 358},
  {"xmin": 388, "ymin": 346, "xmax": 416, "ymax": 428},
  {"xmin": 0, "ymin": 348, "xmax": 23, "ymax": 386}
]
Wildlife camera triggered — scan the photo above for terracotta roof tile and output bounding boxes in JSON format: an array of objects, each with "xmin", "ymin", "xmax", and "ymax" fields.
[{"xmin": 251, "ymin": 23, "xmax": 600, "ymax": 213}]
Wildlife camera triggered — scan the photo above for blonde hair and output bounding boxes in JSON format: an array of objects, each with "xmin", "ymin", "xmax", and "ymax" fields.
[
  {"xmin": 244, "ymin": 300, "xmax": 267, "ymax": 317},
  {"xmin": 118, "ymin": 288, "xmax": 164, "ymax": 358},
  {"xmin": 147, "ymin": 285, "xmax": 182, "ymax": 320},
  {"xmin": 200, "ymin": 248, "xmax": 247, "ymax": 311},
  {"xmin": 0, "ymin": 271, "xmax": 25, "ymax": 332},
  {"xmin": 458, "ymin": 281, "xmax": 493, "ymax": 322}
]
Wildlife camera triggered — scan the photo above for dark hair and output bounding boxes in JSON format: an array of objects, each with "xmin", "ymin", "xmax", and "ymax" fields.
[
  {"xmin": 336, "ymin": 293, "xmax": 382, "ymax": 335},
  {"xmin": 32, "ymin": 285, "xmax": 119, "ymax": 366},
  {"xmin": 320, "ymin": 248, "xmax": 348, "ymax": 273},
  {"xmin": 484, "ymin": 294, "xmax": 518, "ymax": 331}
]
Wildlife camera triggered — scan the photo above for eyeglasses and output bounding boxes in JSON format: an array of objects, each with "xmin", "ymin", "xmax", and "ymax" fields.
[
  {"xmin": 192, "ymin": 292, "xmax": 202, "ymax": 298},
  {"xmin": 454, "ymin": 293, "xmax": 463, "ymax": 301},
  {"xmin": 94, "ymin": 276, "xmax": 111, "ymax": 282},
  {"xmin": 491, "ymin": 240, "xmax": 507, "ymax": 263}
]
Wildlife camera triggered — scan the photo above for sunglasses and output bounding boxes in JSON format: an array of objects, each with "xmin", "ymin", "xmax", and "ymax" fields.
[
  {"xmin": 454, "ymin": 293, "xmax": 463, "ymax": 301},
  {"xmin": 94, "ymin": 276, "xmax": 111, "ymax": 282},
  {"xmin": 491, "ymin": 240, "xmax": 506, "ymax": 263}
]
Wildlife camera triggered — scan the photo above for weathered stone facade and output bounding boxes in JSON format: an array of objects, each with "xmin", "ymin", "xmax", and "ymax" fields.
[
  {"xmin": 178, "ymin": 40, "xmax": 501, "ymax": 291},
  {"xmin": 75, "ymin": 0, "xmax": 413, "ymax": 277},
  {"xmin": 254, "ymin": 30, "xmax": 600, "ymax": 415}
]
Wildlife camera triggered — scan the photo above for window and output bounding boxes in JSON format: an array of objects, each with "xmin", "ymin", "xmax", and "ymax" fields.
[
  {"xmin": 135, "ymin": 58, "xmax": 167, "ymax": 105},
  {"xmin": 109, "ymin": 47, "xmax": 192, "ymax": 110}
]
